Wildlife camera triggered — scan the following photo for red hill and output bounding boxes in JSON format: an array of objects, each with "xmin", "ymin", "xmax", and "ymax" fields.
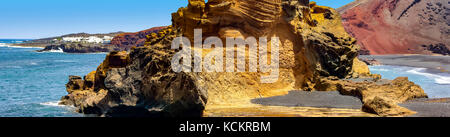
[{"xmin": 339, "ymin": 0, "xmax": 449, "ymax": 55}]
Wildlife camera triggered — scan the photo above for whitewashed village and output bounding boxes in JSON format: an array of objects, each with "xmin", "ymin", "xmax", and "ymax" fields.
[{"xmin": 53, "ymin": 36, "xmax": 113, "ymax": 44}]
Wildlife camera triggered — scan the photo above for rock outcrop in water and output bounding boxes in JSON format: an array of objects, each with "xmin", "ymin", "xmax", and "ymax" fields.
[
  {"xmin": 338, "ymin": 0, "xmax": 450, "ymax": 55},
  {"xmin": 37, "ymin": 43, "xmax": 119, "ymax": 53},
  {"xmin": 61, "ymin": 0, "xmax": 427, "ymax": 117},
  {"xmin": 337, "ymin": 77, "xmax": 428, "ymax": 116}
]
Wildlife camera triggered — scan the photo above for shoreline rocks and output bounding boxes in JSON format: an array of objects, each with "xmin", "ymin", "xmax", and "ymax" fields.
[{"xmin": 37, "ymin": 43, "xmax": 119, "ymax": 53}]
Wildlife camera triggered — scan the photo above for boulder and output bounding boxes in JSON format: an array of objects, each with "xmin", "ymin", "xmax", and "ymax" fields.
[
  {"xmin": 362, "ymin": 96, "xmax": 416, "ymax": 117},
  {"xmin": 335, "ymin": 77, "xmax": 428, "ymax": 116},
  {"xmin": 65, "ymin": 76, "xmax": 84, "ymax": 94}
]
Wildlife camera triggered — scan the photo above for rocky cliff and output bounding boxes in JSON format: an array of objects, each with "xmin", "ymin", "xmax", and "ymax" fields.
[
  {"xmin": 109, "ymin": 26, "xmax": 166, "ymax": 51},
  {"xmin": 60, "ymin": 0, "xmax": 427, "ymax": 117},
  {"xmin": 339, "ymin": 0, "xmax": 450, "ymax": 55}
]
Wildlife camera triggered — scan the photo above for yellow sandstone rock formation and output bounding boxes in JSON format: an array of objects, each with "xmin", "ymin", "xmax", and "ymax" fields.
[{"xmin": 60, "ymin": 0, "xmax": 427, "ymax": 117}]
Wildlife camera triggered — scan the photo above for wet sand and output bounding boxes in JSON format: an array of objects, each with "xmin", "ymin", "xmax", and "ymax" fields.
[{"xmin": 359, "ymin": 55, "xmax": 450, "ymax": 74}]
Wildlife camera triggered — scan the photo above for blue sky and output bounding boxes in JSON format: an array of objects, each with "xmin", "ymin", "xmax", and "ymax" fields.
[{"xmin": 0, "ymin": 0, "xmax": 354, "ymax": 39}]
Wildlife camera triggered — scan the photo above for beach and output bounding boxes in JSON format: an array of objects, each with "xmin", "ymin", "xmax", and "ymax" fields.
[
  {"xmin": 242, "ymin": 55, "xmax": 450, "ymax": 117},
  {"xmin": 252, "ymin": 91, "xmax": 363, "ymax": 109},
  {"xmin": 358, "ymin": 55, "xmax": 450, "ymax": 117},
  {"xmin": 359, "ymin": 55, "xmax": 450, "ymax": 74}
]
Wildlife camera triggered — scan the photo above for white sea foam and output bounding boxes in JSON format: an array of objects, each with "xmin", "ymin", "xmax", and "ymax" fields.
[
  {"xmin": 40, "ymin": 101, "xmax": 65, "ymax": 107},
  {"xmin": 0, "ymin": 43, "xmax": 44, "ymax": 49},
  {"xmin": 407, "ymin": 68, "xmax": 450, "ymax": 85},
  {"xmin": 46, "ymin": 48, "xmax": 64, "ymax": 53},
  {"xmin": 370, "ymin": 68, "xmax": 389, "ymax": 72},
  {"xmin": 0, "ymin": 66, "xmax": 23, "ymax": 69}
]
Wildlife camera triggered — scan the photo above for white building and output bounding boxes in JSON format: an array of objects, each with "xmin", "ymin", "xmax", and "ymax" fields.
[
  {"xmin": 62, "ymin": 37, "xmax": 83, "ymax": 42},
  {"xmin": 84, "ymin": 36, "xmax": 104, "ymax": 43},
  {"xmin": 62, "ymin": 36, "xmax": 114, "ymax": 44},
  {"xmin": 102, "ymin": 36, "xmax": 113, "ymax": 43}
]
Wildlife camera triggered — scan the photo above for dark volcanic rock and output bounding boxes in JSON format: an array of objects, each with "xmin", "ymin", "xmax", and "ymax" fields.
[
  {"xmin": 101, "ymin": 46, "xmax": 207, "ymax": 117},
  {"xmin": 60, "ymin": 38, "xmax": 208, "ymax": 117},
  {"xmin": 422, "ymin": 43, "xmax": 450, "ymax": 55},
  {"xmin": 37, "ymin": 44, "xmax": 119, "ymax": 53},
  {"xmin": 359, "ymin": 58, "xmax": 382, "ymax": 65}
]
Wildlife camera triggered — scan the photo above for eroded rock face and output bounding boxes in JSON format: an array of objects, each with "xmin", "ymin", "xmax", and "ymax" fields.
[
  {"xmin": 362, "ymin": 96, "xmax": 416, "ymax": 117},
  {"xmin": 336, "ymin": 77, "xmax": 428, "ymax": 116},
  {"xmin": 339, "ymin": 0, "xmax": 450, "ymax": 55},
  {"xmin": 61, "ymin": 0, "xmax": 427, "ymax": 117},
  {"xmin": 61, "ymin": 51, "xmax": 130, "ymax": 114}
]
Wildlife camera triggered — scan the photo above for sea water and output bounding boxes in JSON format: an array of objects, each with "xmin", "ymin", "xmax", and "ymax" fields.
[
  {"xmin": 370, "ymin": 65, "xmax": 450, "ymax": 98},
  {"xmin": 0, "ymin": 39, "xmax": 106, "ymax": 117}
]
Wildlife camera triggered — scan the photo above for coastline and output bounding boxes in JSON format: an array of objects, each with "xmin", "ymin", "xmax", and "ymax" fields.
[
  {"xmin": 359, "ymin": 54, "xmax": 450, "ymax": 74},
  {"xmin": 0, "ymin": 43, "xmax": 109, "ymax": 54},
  {"xmin": 0, "ymin": 43, "xmax": 44, "ymax": 49},
  {"xmin": 360, "ymin": 54, "xmax": 450, "ymax": 117},
  {"xmin": 11, "ymin": 42, "xmax": 47, "ymax": 48}
]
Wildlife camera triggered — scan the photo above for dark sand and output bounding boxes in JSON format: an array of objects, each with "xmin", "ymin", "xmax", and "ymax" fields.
[
  {"xmin": 251, "ymin": 91, "xmax": 450, "ymax": 117},
  {"xmin": 251, "ymin": 91, "xmax": 363, "ymax": 109},
  {"xmin": 359, "ymin": 55, "xmax": 450, "ymax": 74},
  {"xmin": 400, "ymin": 98, "xmax": 450, "ymax": 117},
  {"xmin": 247, "ymin": 55, "xmax": 450, "ymax": 116}
]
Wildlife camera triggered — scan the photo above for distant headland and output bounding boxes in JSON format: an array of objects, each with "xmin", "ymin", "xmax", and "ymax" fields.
[{"xmin": 13, "ymin": 26, "xmax": 165, "ymax": 53}]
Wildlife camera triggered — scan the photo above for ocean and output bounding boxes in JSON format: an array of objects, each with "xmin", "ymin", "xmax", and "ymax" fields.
[
  {"xmin": 1, "ymin": 39, "xmax": 449, "ymax": 117},
  {"xmin": 0, "ymin": 39, "xmax": 106, "ymax": 117},
  {"xmin": 369, "ymin": 65, "xmax": 450, "ymax": 98}
]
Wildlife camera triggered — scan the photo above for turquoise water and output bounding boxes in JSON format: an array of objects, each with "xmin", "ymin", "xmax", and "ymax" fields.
[
  {"xmin": 369, "ymin": 65, "xmax": 450, "ymax": 98},
  {"xmin": 0, "ymin": 39, "xmax": 106, "ymax": 117}
]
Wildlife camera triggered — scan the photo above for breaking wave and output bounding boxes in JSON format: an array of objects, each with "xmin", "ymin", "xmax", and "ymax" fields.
[
  {"xmin": 0, "ymin": 43, "xmax": 43, "ymax": 49},
  {"xmin": 407, "ymin": 68, "xmax": 450, "ymax": 85},
  {"xmin": 40, "ymin": 101, "xmax": 65, "ymax": 107}
]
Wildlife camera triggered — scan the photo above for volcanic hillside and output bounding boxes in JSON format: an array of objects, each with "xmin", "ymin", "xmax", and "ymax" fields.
[{"xmin": 339, "ymin": 0, "xmax": 449, "ymax": 55}]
